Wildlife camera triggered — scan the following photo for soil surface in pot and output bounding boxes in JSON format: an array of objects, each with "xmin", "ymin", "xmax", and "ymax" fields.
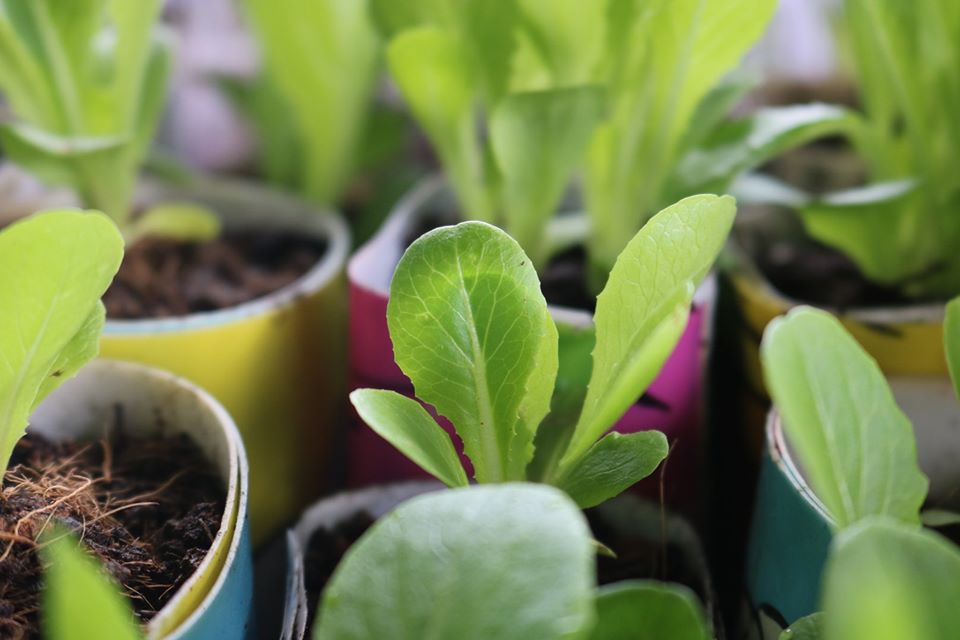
[
  {"xmin": 585, "ymin": 506, "xmax": 707, "ymax": 600},
  {"xmin": 105, "ymin": 230, "xmax": 327, "ymax": 319},
  {"xmin": 302, "ymin": 511, "xmax": 374, "ymax": 633},
  {"xmin": 300, "ymin": 505, "xmax": 706, "ymax": 630},
  {"xmin": 744, "ymin": 143, "xmax": 922, "ymax": 308},
  {"xmin": 743, "ymin": 81, "xmax": 921, "ymax": 309},
  {"xmin": 748, "ymin": 235, "xmax": 911, "ymax": 309},
  {"xmin": 0, "ymin": 424, "xmax": 224, "ymax": 638}
]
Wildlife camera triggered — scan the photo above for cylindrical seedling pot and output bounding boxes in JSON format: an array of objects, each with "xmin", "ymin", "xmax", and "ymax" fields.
[
  {"xmin": 30, "ymin": 359, "xmax": 253, "ymax": 639},
  {"xmin": 261, "ymin": 482, "xmax": 440, "ymax": 640},
  {"xmin": 267, "ymin": 483, "xmax": 721, "ymax": 640},
  {"xmin": 745, "ymin": 377, "xmax": 960, "ymax": 638},
  {"xmin": 100, "ymin": 177, "xmax": 350, "ymax": 544},
  {"xmin": 724, "ymin": 235, "xmax": 947, "ymax": 459},
  {"xmin": 346, "ymin": 176, "xmax": 716, "ymax": 509}
]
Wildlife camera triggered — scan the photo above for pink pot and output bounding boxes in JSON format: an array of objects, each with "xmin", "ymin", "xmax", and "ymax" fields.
[{"xmin": 346, "ymin": 177, "xmax": 715, "ymax": 509}]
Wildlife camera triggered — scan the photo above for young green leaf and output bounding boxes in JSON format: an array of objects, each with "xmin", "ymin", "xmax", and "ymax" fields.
[
  {"xmin": 314, "ymin": 484, "xmax": 597, "ymax": 640},
  {"xmin": 798, "ymin": 181, "xmax": 925, "ymax": 288},
  {"xmin": 554, "ymin": 431, "xmax": 668, "ymax": 509},
  {"xmin": 673, "ymin": 104, "xmax": 859, "ymax": 197},
  {"xmin": 822, "ymin": 518, "xmax": 960, "ymax": 640},
  {"xmin": 0, "ymin": 210, "xmax": 123, "ymax": 477},
  {"xmin": 41, "ymin": 528, "xmax": 141, "ymax": 640},
  {"xmin": 945, "ymin": 297, "xmax": 960, "ymax": 401},
  {"xmin": 761, "ymin": 307, "xmax": 928, "ymax": 529},
  {"xmin": 560, "ymin": 195, "xmax": 736, "ymax": 467},
  {"xmin": 491, "ymin": 86, "xmax": 606, "ymax": 267},
  {"xmin": 585, "ymin": 0, "xmax": 778, "ymax": 276},
  {"xmin": 0, "ymin": 0, "xmax": 170, "ymax": 226},
  {"xmin": 126, "ymin": 202, "xmax": 222, "ymax": 243},
  {"xmin": 243, "ymin": 0, "xmax": 380, "ymax": 205},
  {"xmin": 822, "ymin": 0, "xmax": 960, "ymax": 297},
  {"xmin": 386, "ymin": 27, "xmax": 493, "ymax": 223},
  {"xmin": 349, "ymin": 389, "xmax": 468, "ymax": 488},
  {"xmin": 779, "ymin": 613, "xmax": 824, "ymax": 640},
  {"xmin": 513, "ymin": 0, "xmax": 606, "ymax": 86},
  {"xmin": 387, "ymin": 222, "xmax": 557, "ymax": 482},
  {"xmin": 588, "ymin": 581, "xmax": 710, "ymax": 640},
  {"xmin": 920, "ymin": 509, "xmax": 960, "ymax": 529}
]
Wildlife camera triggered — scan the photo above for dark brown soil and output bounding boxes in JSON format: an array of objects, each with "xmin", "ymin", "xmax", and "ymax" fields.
[
  {"xmin": 751, "ymin": 235, "xmax": 910, "ymax": 309},
  {"xmin": 541, "ymin": 246, "xmax": 597, "ymax": 312},
  {"xmin": 302, "ymin": 511, "xmax": 374, "ymax": 633},
  {"xmin": 743, "ymin": 135, "xmax": 914, "ymax": 308},
  {"xmin": 585, "ymin": 507, "xmax": 706, "ymax": 601},
  {"xmin": 0, "ymin": 426, "xmax": 224, "ymax": 639},
  {"xmin": 104, "ymin": 230, "xmax": 326, "ymax": 319}
]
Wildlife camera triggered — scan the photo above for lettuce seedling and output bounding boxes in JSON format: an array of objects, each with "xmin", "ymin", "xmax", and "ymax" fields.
[
  {"xmin": 240, "ymin": 0, "xmax": 381, "ymax": 207},
  {"xmin": 42, "ymin": 527, "xmax": 140, "ymax": 640},
  {"xmin": 0, "ymin": 1, "xmax": 218, "ymax": 241},
  {"xmin": 351, "ymin": 194, "xmax": 735, "ymax": 507},
  {"xmin": 373, "ymin": 0, "xmax": 853, "ymax": 283},
  {"xmin": 760, "ymin": 307, "xmax": 929, "ymax": 530},
  {"xmin": 779, "ymin": 0, "xmax": 960, "ymax": 299},
  {"xmin": 0, "ymin": 210, "xmax": 123, "ymax": 478},
  {"xmin": 766, "ymin": 307, "xmax": 960, "ymax": 640},
  {"xmin": 575, "ymin": 0, "xmax": 855, "ymax": 284},
  {"xmin": 314, "ymin": 484, "xmax": 710, "ymax": 640},
  {"xmin": 372, "ymin": 1, "xmax": 606, "ymax": 268},
  {"xmin": 0, "ymin": 1, "xmax": 167, "ymax": 226}
]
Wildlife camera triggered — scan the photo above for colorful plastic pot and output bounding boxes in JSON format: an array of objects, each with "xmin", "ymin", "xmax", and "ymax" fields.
[
  {"xmin": 265, "ymin": 482, "xmax": 440, "ymax": 640},
  {"xmin": 347, "ymin": 176, "xmax": 716, "ymax": 509},
  {"xmin": 30, "ymin": 359, "xmax": 253, "ymax": 639},
  {"xmin": 746, "ymin": 377, "xmax": 959, "ymax": 638},
  {"xmin": 270, "ymin": 483, "xmax": 720, "ymax": 639},
  {"xmin": 101, "ymin": 177, "xmax": 350, "ymax": 544},
  {"xmin": 725, "ymin": 237, "xmax": 947, "ymax": 459}
]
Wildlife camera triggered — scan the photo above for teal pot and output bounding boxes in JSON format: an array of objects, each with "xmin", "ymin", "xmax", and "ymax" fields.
[
  {"xmin": 745, "ymin": 376, "xmax": 960, "ymax": 638},
  {"xmin": 30, "ymin": 359, "xmax": 253, "ymax": 639},
  {"xmin": 347, "ymin": 176, "xmax": 717, "ymax": 510},
  {"xmin": 269, "ymin": 484, "xmax": 721, "ymax": 639}
]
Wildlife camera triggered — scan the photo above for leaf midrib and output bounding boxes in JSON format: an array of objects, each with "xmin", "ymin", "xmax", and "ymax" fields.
[{"xmin": 454, "ymin": 242, "xmax": 503, "ymax": 483}]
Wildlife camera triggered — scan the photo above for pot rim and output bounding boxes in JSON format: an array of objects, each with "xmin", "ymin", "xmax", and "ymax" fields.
[
  {"xmin": 766, "ymin": 409, "xmax": 838, "ymax": 528},
  {"xmin": 105, "ymin": 176, "xmax": 350, "ymax": 335},
  {"xmin": 162, "ymin": 419, "xmax": 249, "ymax": 639},
  {"xmin": 728, "ymin": 228, "xmax": 946, "ymax": 324},
  {"xmin": 29, "ymin": 358, "xmax": 248, "ymax": 638},
  {"xmin": 349, "ymin": 174, "xmax": 714, "ymax": 328}
]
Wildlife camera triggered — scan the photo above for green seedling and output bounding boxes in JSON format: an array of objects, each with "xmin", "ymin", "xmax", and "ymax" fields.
[
  {"xmin": 0, "ymin": 210, "xmax": 123, "ymax": 478},
  {"xmin": 240, "ymin": 0, "xmax": 381, "ymax": 207},
  {"xmin": 351, "ymin": 194, "xmax": 735, "ymax": 508},
  {"xmin": 314, "ymin": 483, "xmax": 710, "ymax": 640},
  {"xmin": 0, "ymin": 1, "xmax": 218, "ymax": 240},
  {"xmin": 374, "ymin": 0, "xmax": 852, "ymax": 284}
]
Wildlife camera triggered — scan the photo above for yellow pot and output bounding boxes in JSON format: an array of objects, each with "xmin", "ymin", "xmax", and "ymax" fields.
[
  {"xmin": 102, "ymin": 178, "xmax": 350, "ymax": 544},
  {"xmin": 725, "ymin": 239, "xmax": 947, "ymax": 458}
]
